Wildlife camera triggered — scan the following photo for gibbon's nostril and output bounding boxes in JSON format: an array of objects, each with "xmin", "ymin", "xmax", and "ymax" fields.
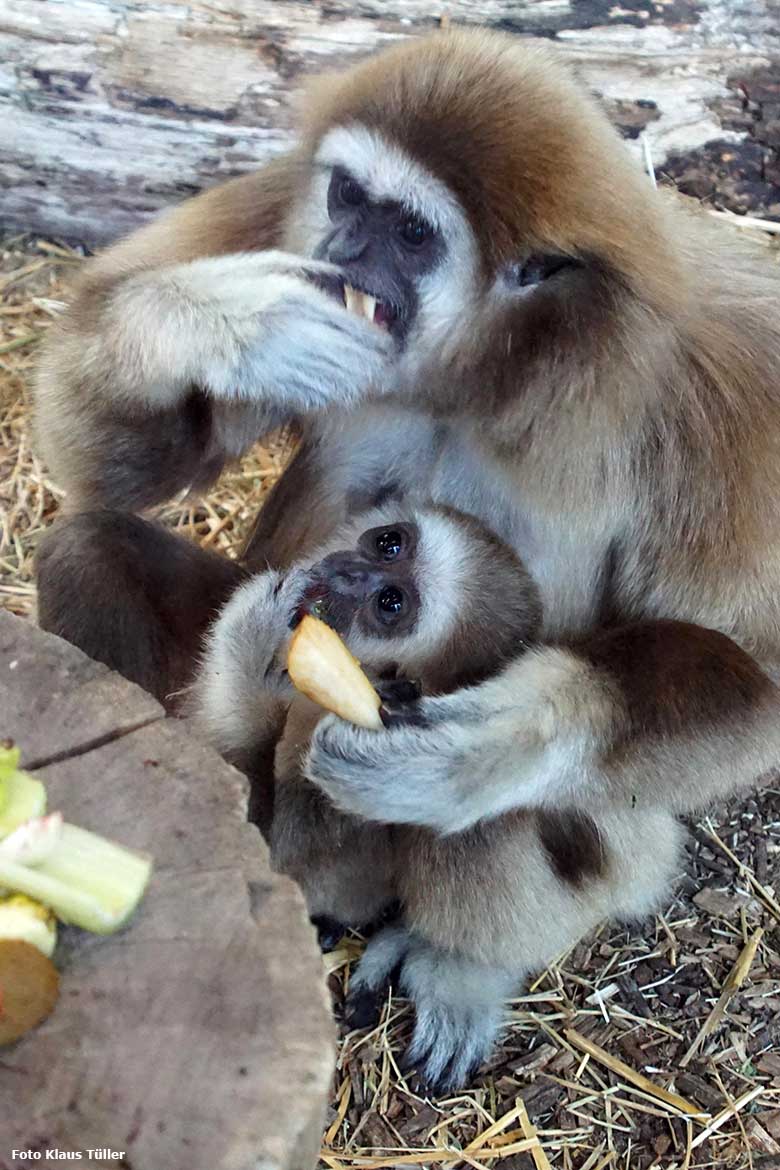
[
  {"xmin": 328, "ymin": 231, "xmax": 368, "ymax": 265},
  {"xmin": 333, "ymin": 566, "xmax": 369, "ymax": 588},
  {"xmin": 324, "ymin": 555, "xmax": 374, "ymax": 595}
]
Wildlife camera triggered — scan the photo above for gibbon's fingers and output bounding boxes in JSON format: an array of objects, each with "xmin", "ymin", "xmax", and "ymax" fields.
[
  {"xmin": 304, "ymin": 663, "xmax": 563, "ymax": 835},
  {"xmin": 34, "ymin": 250, "xmax": 393, "ymax": 509},
  {"xmin": 105, "ymin": 252, "xmax": 393, "ymax": 413},
  {"xmin": 192, "ymin": 566, "xmax": 310, "ymax": 758}
]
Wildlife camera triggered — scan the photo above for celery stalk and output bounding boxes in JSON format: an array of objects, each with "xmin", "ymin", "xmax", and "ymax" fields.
[
  {"xmin": 0, "ymin": 823, "xmax": 152, "ymax": 933},
  {"xmin": 0, "ymin": 746, "xmax": 20, "ymax": 784},
  {"xmin": 0, "ymin": 748, "xmax": 46, "ymax": 836}
]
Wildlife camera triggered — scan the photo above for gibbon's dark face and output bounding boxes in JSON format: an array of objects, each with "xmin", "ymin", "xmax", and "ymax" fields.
[
  {"xmin": 297, "ymin": 522, "xmax": 421, "ymax": 640},
  {"xmin": 313, "ymin": 167, "xmax": 446, "ymax": 345}
]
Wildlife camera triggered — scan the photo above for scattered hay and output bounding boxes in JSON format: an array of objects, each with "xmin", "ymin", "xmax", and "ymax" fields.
[{"xmin": 2, "ymin": 234, "xmax": 779, "ymax": 1169}]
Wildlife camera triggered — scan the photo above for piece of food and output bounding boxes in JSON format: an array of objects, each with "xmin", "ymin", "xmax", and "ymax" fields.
[
  {"xmin": 0, "ymin": 746, "xmax": 46, "ymax": 837},
  {"xmin": 0, "ymin": 939, "xmax": 60, "ymax": 1045},
  {"xmin": 0, "ymin": 818, "xmax": 152, "ymax": 934},
  {"xmin": 287, "ymin": 615, "xmax": 383, "ymax": 730},
  {"xmin": 0, "ymin": 811, "xmax": 62, "ymax": 864},
  {"xmin": 0, "ymin": 894, "xmax": 57, "ymax": 957}
]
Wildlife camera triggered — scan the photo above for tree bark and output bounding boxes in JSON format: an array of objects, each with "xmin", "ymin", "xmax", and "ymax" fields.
[
  {"xmin": 0, "ymin": 0, "xmax": 778, "ymax": 244},
  {"xmin": 0, "ymin": 609, "xmax": 334, "ymax": 1170}
]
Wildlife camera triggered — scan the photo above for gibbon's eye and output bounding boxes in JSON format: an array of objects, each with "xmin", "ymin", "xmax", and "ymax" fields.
[
  {"xmin": 399, "ymin": 214, "xmax": 432, "ymax": 248},
  {"xmin": 375, "ymin": 530, "xmax": 403, "ymax": 561},
  {"xmin": 338, "ymin": 176, "xmax": 364, "ymax": 207},
  {"xmin": 515, "ymin": 252, "xmax": 582, "ymax": 287},
  {"xmin": 376, "ymin": 585, "xmax": 405, "ymax": 619}
]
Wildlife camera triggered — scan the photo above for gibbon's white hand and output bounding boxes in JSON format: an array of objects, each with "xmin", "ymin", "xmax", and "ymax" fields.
[
  {"xmin": 194, "ymin": 566, "xmax": 309, "ymax": 756},
  {"xmin": 110, "ymin": 250, "xmax": 395, "ymax": 414},
  {"xmin": 305, "ymin": 667, "xmax": 558, "ymax": 835}
]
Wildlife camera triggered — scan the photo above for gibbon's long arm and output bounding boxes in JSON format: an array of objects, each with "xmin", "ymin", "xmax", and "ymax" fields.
[
  {"xmin": 36, "ymin": 511, "xmax": 247, "ymax": 709},
  {"xmin": 33, "ymin": 156, "xmax": 391, "ymax": 510},
  {"xmin": 306, "ymin": 621, "xmax": 780, "ymax": 833}
]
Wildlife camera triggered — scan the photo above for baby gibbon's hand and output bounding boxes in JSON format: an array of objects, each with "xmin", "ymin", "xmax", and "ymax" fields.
[{"xmin": 192, "ymin": 567, "xmax": 309, "ymax": 757}]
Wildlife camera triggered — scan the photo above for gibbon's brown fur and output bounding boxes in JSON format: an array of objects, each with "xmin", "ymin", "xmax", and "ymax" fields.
[
  {"xmin": 294, "ymin": 39, "xmax": 780, "ymax": 644},
  {"xmin": 38, "ymin": 33, "xmax": 776, "ymax": 654},
  {"xmin": 33, "ymin": 28, "xmax": 780, "ymax": 1088}
]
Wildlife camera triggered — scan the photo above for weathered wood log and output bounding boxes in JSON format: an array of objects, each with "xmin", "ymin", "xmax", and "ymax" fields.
[
  {"xmin": 0, "ymin": 609, "xmax": 334, "ymax": 1170},
  {"xmin": 1, "ymin": 0, "xmax": 778, "ymax": 244}
]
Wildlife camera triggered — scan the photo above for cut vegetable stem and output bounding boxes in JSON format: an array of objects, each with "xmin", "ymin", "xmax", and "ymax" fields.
[
  {"xmin": 0, "ymin": 762, "xmax": 46, "ymax": 837},
  {"xmin": 0, "ymin": 823, "xmax": 152, "ymax": 933}
]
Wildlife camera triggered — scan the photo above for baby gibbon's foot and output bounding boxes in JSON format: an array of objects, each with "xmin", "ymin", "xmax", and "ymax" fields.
[
  {"xmin": 344, "ymin": 984, "xmax": 387, "ymax": 1031},
  {"xmin": 398, "ymin": 936, "xmax": 517, "ymax": 1093},
  {"xmin": 344, "ymin": 923, "xmax": 411, "ymax": 1031}
]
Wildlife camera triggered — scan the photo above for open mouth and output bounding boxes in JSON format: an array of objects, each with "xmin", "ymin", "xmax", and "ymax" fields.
[
  {"xmin": 343, "ymin": 283, "xmax": 397, "ymax": 331},
  {"xmin": 296, "ymin": 580, "xmax": 335, "ymax": 627}
]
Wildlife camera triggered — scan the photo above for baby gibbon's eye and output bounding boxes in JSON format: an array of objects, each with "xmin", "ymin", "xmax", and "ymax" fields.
[
  {"xmin": 376, "ymin": 586, "xmax": 405, "ymax": 618},
  {"xmin": 376, "ymin": 530, "xmax": 403, "ymax": 561}
]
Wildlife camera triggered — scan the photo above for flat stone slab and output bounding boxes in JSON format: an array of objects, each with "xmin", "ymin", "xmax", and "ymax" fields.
[{"xmin": 0, "ymin": 611, "xmax": 334, "ymax": 1170}]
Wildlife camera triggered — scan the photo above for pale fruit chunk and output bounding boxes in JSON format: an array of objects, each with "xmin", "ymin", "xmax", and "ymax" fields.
[
  {"xmin": 0, "ymin": 894, "xmax": 57, "ymax": 957},
  {"xmin": 0, "ymin": 939, "xmax": 60, "ymax": 1045},
  {"xmin": 287, "ymin": 616, "xmax": 383, "ymax": 730}
]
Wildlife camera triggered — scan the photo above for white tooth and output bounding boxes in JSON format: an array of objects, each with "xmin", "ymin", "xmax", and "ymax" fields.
[
  {"xmin": 344, "ymin": 284, "xmax": 360, "ymax": 315},
  {"xmin": 363, "ymin": 294, "xmax": 376, "ymax": 321}
]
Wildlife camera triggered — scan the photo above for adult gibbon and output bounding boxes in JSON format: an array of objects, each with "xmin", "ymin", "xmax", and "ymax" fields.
[{"xmin": 35, "ymin": 29, "xmax": 780, "ymax": 1085}]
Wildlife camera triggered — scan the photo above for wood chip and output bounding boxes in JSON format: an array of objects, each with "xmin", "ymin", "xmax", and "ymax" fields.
[
  {"xmin": 690, "ymin": 1087, "xmax": 764, "ymax": 1150},
  {"xmin": 745, "ymin": 1117, "xmax": 780, "ymax": 1156}
]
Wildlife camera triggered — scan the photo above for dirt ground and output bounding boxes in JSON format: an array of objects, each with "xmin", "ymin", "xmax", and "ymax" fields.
[{"xmin": 2, "ymin": 233, "xmax": 780, "ymax": 1170}]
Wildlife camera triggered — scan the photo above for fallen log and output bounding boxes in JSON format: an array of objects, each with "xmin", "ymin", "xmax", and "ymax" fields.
[{"xmin": 1, "ymin": 0, "xmax": 778, "ymax": 243}]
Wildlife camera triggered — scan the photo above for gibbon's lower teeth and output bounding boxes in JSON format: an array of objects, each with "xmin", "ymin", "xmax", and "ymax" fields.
[{"xmin": 344, "ymin": 284, "xmax": 378, "ymax": 323}]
